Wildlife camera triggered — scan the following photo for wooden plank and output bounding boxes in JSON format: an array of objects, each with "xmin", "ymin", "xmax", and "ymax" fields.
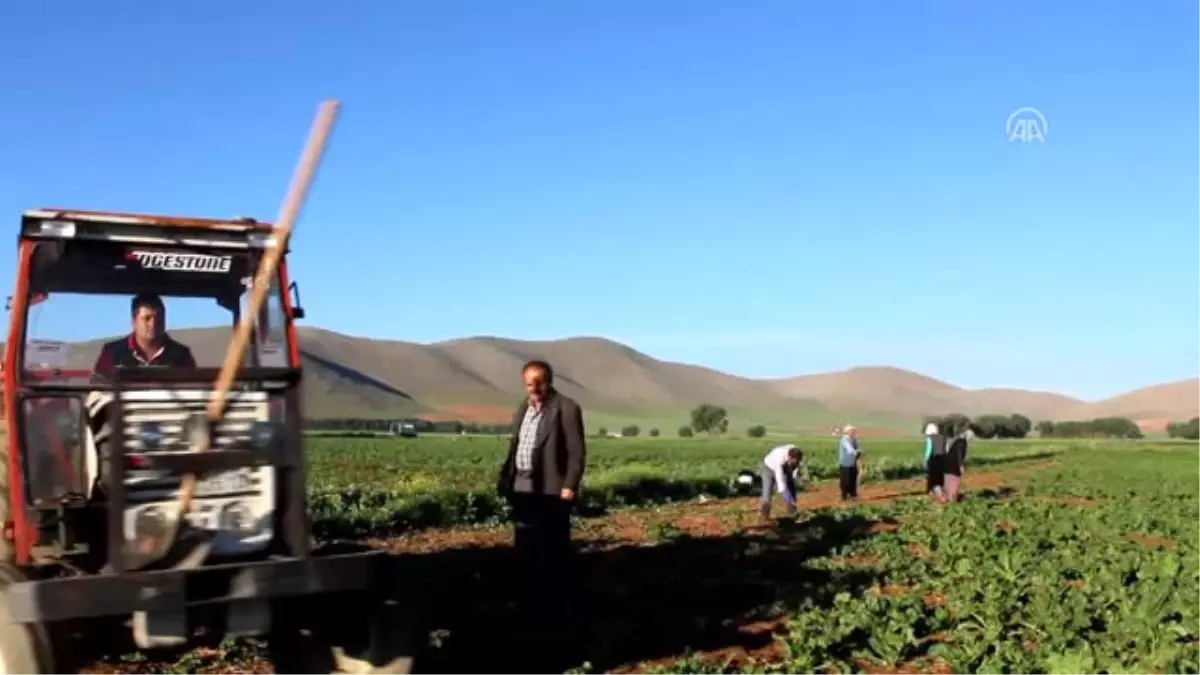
[{"xmin": 176, "ymin": 99, "xmax": 341, "ymax": 516}]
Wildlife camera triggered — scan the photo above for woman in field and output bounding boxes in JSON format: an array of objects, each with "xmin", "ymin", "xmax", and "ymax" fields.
[
  {"xmin": 944, "ymin": 428, "xmax": 969, "ymax": 501},
  {"xmin": 923, "ymin": 422, "xmax": 947, "ymax": 502}
]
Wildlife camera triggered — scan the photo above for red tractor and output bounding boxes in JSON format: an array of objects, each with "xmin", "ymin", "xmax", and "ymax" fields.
[{"xmin": 0, "ymin": 208, "xmax": 412, "ymax": 673}]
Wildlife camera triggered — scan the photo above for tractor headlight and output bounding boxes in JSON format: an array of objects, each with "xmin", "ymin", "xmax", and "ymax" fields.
[
  {"xmin": 247, "ymin": 232, "xmax": 278, "ymax": 249},
  {"xmin": 35, "ymin": 219, "xmax": 77, "ymax": 238},
  {"xmin": 220, "ymin": 502, "xmax": 254, "ymax": 532},
  {"xmin": 135, "ymin": 422, "xmax": 165, "ymax": 450},
  {"xmin": 137, "ymin": 505, "xmax": 166, "ymax": 527},
  {"xmin": 133, "ymin": 506, "xmax": 170, "ymax": 546},
  {"xmin": 249, "ymin": 421, "xmax": 279, "ymax": 449}
]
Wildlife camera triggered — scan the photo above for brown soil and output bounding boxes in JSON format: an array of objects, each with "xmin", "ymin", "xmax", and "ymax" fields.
[
  {"xmin": 922, "ymin": 592, "xmax": 948, "ymax": 609},
  {"xmin": 611, "ymin": 617, "xmax": 789, "ymax": 674},
  {"xmin": 869, "ymin": 583, "xmax": 915, "ymax": 597},
  {"xmin": 867, "ymin": 521, "xmax": 901, "ymax": 534},
  {"xmin": 371, "ymin": 464, "xmax": 1038, "ymax": 556},
  {"xmin": 402, "ymin": 462, "xmax": 1038, "ymax": 674},
  {"xmin": 1125, "ymin": 532, "xmax": 1176, "ymax": 549},
  {"xmin": 82, "ymin": 461, "xmax": 1044, "ymax": 675},
  {"xmin": 906, "ymin": 542, "xmax": 931, "ymax": 558}
]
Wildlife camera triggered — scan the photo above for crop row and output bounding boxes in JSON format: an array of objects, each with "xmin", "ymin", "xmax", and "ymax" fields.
[
  {"xmin": 651, "ymin": 444, "xmax": 1200, "ymax": 674},
  {"xmin": 304, "ymin": 436, "xmax": 1064, "ymax": 539}
]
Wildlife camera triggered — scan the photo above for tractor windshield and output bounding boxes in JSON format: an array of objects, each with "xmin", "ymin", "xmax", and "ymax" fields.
[{"xmin": 20, "ymin": 238, "xmax": 292, "ymax": 386}]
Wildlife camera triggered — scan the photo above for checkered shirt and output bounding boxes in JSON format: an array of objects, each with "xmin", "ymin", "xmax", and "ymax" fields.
[{"xmin": 514, "ymin": 403, "xmax": 544, "ymax": 473}]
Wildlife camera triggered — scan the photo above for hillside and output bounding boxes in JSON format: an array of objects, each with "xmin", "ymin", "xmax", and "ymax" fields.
[
  {"xmin": 769, "ymin": 367, "xmax": 1091, "ymax": 421},
  {"xmin": 20, "ymin": 326, "xmax": 1197, "ymax": 429}
]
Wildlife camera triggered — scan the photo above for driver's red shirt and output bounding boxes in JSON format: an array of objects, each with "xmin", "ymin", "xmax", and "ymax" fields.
[{"xmin": 92, "ymin": 334, "xmax": 197, "ymax": 374}]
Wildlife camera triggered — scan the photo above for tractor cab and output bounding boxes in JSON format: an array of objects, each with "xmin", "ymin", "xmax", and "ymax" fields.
[
  {"xmin": 0, "ymin": 209, "xmax": 409, "ymax": 674},
  {"xmin": 8, "ymin": 209, "xmax": 306, "ymax": 566}
]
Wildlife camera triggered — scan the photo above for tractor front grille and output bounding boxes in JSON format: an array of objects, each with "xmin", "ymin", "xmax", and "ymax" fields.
[
  {"xmin": 120, "ymin": 389, "xmax": 269, "ymax": 453},
  {"xmin": 116, "ymin": 389, "xmax": 277, "ymax": 555}
]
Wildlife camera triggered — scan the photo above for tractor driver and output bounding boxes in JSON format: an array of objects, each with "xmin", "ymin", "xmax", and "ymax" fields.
[{"xmin": 93, "ymin": 293, "xmax": 198, "ymax": 374}]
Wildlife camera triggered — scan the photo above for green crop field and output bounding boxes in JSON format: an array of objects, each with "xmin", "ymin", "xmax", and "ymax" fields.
[
  {"xmin": 88, "ymin": 436, "xmax": 1199, "ymax": 674},
  {"xmin": 304, "ymin": 435, "xmax": 1062, "ymax": 538},
  {"xmin": 657, "ymin": 444, "xmax": 1200, "ymax": 674}
]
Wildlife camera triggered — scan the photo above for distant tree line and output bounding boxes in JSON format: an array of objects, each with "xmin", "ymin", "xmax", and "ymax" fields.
[
  {"xmin": 327, "ymin": 406, "xmax": 1190, "ymax": 443},
  {"xmin": 306, "ymin": 418, "xmax": 395, "ymax": 432},
  {"xmin": 594, "ymin": 425, "xmax": 663, "ymax": 438},
  {"xmin": 923, "ymin": 413, "xmax": 1151, "ymax": 440},
  {"xmin": 1166, "ymin": 417, "xmax": 1200, "ymax": 440},
  {"xmin": 923, "ymin": 413, "xmax": 1034, "ymax": 439},
  {"xmin": 1033, "ymin": 418, "xmax": 1144, "ymax": 439},
  {"xmin": 305, "ymin": 418, "xmax": 510, "ymax": 435},
  {"xmin": 592, "ymin": 404, "xmax": 734, "ymax": 440}
]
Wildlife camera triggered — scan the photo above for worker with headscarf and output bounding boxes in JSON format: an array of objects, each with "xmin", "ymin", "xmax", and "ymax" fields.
[
  {"xmin": 923, "ymin": 421, "xmax": 948, "ymax": 502},
  {"xmin": 944, "ymin": 427, "xmax": 970, "ymax": 502}
]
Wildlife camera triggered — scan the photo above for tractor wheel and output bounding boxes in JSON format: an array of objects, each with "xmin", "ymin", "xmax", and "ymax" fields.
[
  {"xmin": 269, "ymin": 595, "xmax": 415, "ymax": 674},
  {"xmin": 0, "ymin": 565, "xmax": 55, "ymax": 674}
]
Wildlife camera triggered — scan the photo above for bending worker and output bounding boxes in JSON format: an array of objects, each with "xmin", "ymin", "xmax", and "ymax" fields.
[{"xmin": 759, "ymin": 443, "xmax": 803, "ymax": 521}]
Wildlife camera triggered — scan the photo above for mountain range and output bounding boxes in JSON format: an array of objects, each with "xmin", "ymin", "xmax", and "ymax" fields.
[{"xmin": 39, "ymin": 326, "xmax": 1199, "ymax": 433}]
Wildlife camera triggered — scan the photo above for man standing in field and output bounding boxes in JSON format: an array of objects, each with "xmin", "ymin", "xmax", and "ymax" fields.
[
  {"xmin": 759, "ymin": 443, "xmax": 803, "ymax": 522},
  {"xmin": 496, "ymin": 359, "xmax": 587, "ymax": 661},
  {"xmin": 838, "ymin": 425, "xmax": 862, "ymax": 500}
]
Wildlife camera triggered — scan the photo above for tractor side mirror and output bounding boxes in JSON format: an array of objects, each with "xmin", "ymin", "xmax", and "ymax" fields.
[
  {"xmin": 21, "ymin": 395, "xmax": 87, "ymax": 506},
  {"xmin": 288, "ymin": 281, "xmax": 306, "ymax": 320}
]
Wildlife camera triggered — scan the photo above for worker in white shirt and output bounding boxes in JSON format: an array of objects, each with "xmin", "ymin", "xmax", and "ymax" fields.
[{"xmin": 759, "ymin": 443, "xmax": 803, "ymax": 521}]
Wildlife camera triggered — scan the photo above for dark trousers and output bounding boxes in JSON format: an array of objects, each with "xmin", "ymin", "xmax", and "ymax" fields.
[
  {"xmin": 943, "ymin": 449, "xmax": 962, "ymax": 477},
  {"xmin": 927, "ymin": 454, "xmax": 946, "ymax": 494},
  {"xmin": 759, "ymin": 465, "xmax": 798, "ymax": 516},
  {"xmin": 513, "ymin": 492, "xmax": 570, "ymax": 556},
  {"xmin": 839, "ymin": 465, "xmax": 859, "ymax": 499},
  {"xmin": 510, "ymin": 492, "xmax": 577, "ymax": 669}
]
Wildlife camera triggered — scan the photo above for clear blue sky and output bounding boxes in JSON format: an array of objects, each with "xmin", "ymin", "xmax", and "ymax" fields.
[{"xmin": 1, "ymin": 1, "xmax": 1196, "ymax": 400}]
